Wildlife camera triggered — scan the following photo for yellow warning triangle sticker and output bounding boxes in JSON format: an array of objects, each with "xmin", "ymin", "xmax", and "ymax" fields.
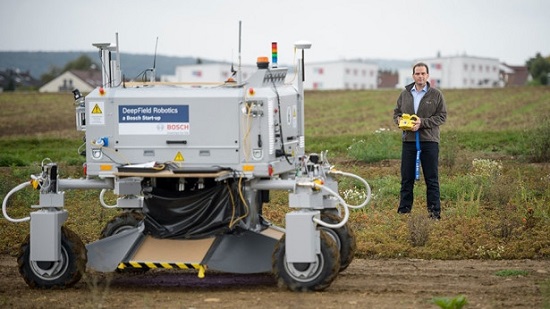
[
  {"xmin": 91, "ymin": 104, "xmax": 103, "ymax": 114},
  {"xmin": 174, "ymin": 152, "xmax": 184, "ymax": 162}
]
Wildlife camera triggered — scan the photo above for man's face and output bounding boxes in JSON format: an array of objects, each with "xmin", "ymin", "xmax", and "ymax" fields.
[{"xmin": 413, "ymin": 66, "xmax": 429, "ymax": 87}]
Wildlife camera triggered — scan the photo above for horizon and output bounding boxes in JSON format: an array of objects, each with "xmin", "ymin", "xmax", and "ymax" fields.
[{"xmin": 1, "ymin": 0, "xmax": 548, "ymax": 67}]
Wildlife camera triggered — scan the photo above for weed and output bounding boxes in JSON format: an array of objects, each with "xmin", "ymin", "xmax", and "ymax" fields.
[
  {"xmin": 472, "ymin": 158, "xmax": 502, "ymax": 178},
  {"xmin": 527, "ymin": 116, "xmax": 550, "ymax": 163},
  {"xmin": 541, "ymin": 278, "xmax": 550, "ymax": 309},
  {"xmin": 341, "ymin": 186, "xmax": 368, "ymax": 206},
  {"xmin": 440, "ymin": 174, "xmax": 481, "ymax": 206},
  {"xmin": 407, "ymin": 213, "xmax": 432, "ymax": 247},
  {"xmin": 440, "ymin": 131, "xmax": 460, "ymax": 172},
  {"xmin": 431, "ymin": 295, "xmax": 468, "ymax": 309},
  {"xmin": 522, "ymin": 207, "xmax": 538, "ymax": 229},
  {"xmin": 494, "ymin": 269, "xmax": 529, "ymax": 277},
  {"xmin": 475, "ymin": 245, "xmax": 505, "ymax": 259},
  {"xmin": 491, "ymin": 203, "xmax": 522, "ymax": 238},
  {"xmin": 449, "ymin": 194, "xmax": 480, "ymax": 218}
]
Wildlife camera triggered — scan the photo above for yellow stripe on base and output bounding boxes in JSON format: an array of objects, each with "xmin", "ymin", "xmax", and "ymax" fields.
[{"xmin": 117, "ymin": 261, "xmax": 206, "ymax": 278}]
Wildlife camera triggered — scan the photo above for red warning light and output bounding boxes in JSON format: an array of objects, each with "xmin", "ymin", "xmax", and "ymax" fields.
[{"xmin": 99, "ymin": 87, "xmax": 106, "ymax": 96}]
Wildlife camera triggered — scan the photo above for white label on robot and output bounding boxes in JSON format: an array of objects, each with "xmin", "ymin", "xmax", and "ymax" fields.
[
  {"xmin": 118, "ymin": 105, "xmax": 190, "ymax": 135},
  {"xmin": 286, "ymin": 106, "xmax": 292, "ymax": 125},
  {"xmin": 292, "ymin": 105, "xmax": 297, "ymax": 128},
  {"xmin": 89, "ymin": 102, "xmax": 105, "ymax": 125}
]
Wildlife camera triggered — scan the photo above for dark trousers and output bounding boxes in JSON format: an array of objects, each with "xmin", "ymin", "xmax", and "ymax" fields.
[{"xmin": 398, "ymin": 141, "xmax": 441, "ymax": 218}]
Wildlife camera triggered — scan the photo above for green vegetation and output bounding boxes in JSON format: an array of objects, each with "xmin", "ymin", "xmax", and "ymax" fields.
[
  {"xmin": 494, "ymin": 269, "xmax": 530, "ymax": 277},
  {"xmin": 527, "ymin": 53, "xmax": 550, "ymax": 86},
  {"xmin": 542, "ymin": 279, "xmax": 550, "ymax": 309},
  {"xmin": 40, "ymin": 54, "xmax": 99, "ymax": 85},
  {"xmin": 1, "ymin": 88, "xmax": 550, "ymax": 259},
  {"xmin": 431, "ymin": 295, "xmax": 468, "ymax": 309}
]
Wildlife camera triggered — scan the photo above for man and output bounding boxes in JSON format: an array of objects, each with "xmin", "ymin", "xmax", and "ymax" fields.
[{"xmin": 393, "ymin": 63, "xmax": 447, "ymax": 219}]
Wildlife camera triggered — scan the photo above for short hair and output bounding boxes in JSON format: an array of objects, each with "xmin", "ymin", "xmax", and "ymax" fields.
[{"xmin": 413, "ymin": 62, "xmax": 429, "ymax": 74}]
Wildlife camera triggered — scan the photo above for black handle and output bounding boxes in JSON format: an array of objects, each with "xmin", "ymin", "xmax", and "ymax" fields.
[{"xmin": 166, "ymin": 140, "xmax": 187, "ymax": 145}]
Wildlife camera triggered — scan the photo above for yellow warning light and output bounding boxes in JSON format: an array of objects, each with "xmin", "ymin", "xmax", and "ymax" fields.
[{"xmin": 243, "ymin": 165, "xmax": 255, "ymax": 172}]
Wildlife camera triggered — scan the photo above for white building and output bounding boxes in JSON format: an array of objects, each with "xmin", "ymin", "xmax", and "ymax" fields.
[
  {"xmin": 161, "ymin": 63, "xmax": 257, "ymax": 83},
  {"xmin": 398, "ymin": 55, "xmax": 500, "ymax": 89},
  {"xmin": 304, "ymin": 61, "xmax": 378, "ymax": 90},
  {"xmin": 162, "ymin": 60, "xmax": 378, "ymax": 91},
  {"xmin": 39, "ymin": 70, "xmax": 102, "ymax": 93}
]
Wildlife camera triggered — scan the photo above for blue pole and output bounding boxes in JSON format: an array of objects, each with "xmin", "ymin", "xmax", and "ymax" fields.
[{"xmin": 415, "ymin": 131, "xmax": 421, "ymax": 181}]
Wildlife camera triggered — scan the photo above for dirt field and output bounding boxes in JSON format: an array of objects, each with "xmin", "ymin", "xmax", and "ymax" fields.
[{"xmin": 0, "ymin": 255, "xmax": 548, "ymax": 309}]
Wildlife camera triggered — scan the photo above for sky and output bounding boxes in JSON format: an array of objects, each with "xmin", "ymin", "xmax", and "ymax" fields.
[{"xmin": 1, "ymin": 0, "xmax": 549, "ymax": 66}]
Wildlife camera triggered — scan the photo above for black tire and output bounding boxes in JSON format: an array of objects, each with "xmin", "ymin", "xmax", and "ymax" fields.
[
  {"xmin": 101, "ymin": 211, "xmax": 146, "ymax": 273},
  {"xmin": 17, "ymin": 226, "xmax": 87, "ymax": 289},
  {"xmin": 100, "ymin": 211, "xmax": 144, "ymax": 238},
  {"xmin": 318, "ymin": 212, "xmax": 357, "ymax": 272},
  {"xmin": 272, "ymin": 230, "xmax": 340, "ymax": 292}
]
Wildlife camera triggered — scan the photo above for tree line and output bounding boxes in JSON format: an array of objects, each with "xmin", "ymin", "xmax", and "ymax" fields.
[{"xmin": 2, "ymin": 52, "xmax": 550, "ymax": 92}]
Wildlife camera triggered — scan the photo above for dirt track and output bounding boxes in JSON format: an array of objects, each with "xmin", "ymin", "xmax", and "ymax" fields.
[{"xmin": 1, "ymin": 255, "xmax": 548, "ymax": 308}]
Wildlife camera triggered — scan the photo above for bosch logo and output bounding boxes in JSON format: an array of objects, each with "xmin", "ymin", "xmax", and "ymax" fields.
[{"xmin": 167, "ymin": 124, "xmax": 189, "ymax": 130}]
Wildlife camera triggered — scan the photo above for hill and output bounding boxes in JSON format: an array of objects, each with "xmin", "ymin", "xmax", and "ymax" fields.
[
  {"xmin": 0, "ymin": 51, "xmax": 214, "ymax": 80},
  {"xmin": 0, "ymin": 51, "xmax": 414, "ymax": 81}
]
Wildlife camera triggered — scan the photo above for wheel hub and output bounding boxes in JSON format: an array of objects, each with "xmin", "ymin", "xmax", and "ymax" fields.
[{"xmin": 30, "ymin": 248, "xmax": 69, "ymax": 280}]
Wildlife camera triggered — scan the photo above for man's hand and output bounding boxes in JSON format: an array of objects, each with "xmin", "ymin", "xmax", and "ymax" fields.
[{"xmin": 411, "ymin": 118, "xmax": 421, "ymax": 131}]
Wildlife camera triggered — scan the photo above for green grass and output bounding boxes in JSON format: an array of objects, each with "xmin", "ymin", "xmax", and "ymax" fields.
[
  {"xmin": 1, "ymin": 88, "xmax": 550, "ymax": 259},
  {"xmin": 431, "ymin": 295, "xmax": 468, "ymax": 309},
  {"xmin": 0, "ymin": 138, "xmax": 85, "ymax": 166},
  {"xmin": 495, "ymin": 269, "xmax": 530, "ymax": 277}
]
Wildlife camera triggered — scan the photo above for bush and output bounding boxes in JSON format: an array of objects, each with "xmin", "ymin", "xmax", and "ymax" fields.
[
  {"xmin": 527, "ymin": 116, "xmax": 550, "ymax": 162},
  {"xmin": 407, "ymin": 213, "xmax": 432, "ymax": 247}
]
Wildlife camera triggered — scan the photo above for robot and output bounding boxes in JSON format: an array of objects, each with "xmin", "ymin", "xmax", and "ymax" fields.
[{"xmin": 3, "ymin": 33, "xmax": 370, "ymax": 292}]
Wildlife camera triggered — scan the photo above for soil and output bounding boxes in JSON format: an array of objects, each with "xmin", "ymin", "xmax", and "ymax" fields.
[{"xmin": 0, "ymin": 255, "xmax": 548, "ymax": 309}]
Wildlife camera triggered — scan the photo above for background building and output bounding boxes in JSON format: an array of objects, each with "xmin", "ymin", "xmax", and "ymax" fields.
[
  {"xmin": 500, "ymin": 64, "xmax": 531, "ymax": 86},
  {"xmin": 304, "ymin": 60, "xmax": 378, "ymax": 90},
  {"xmin": 161, "ymin": 63, "xmax": 257, "ymax": 84},
  {"xmin": 39, "ymin": 70, "xmax": 102, "ymax": 93},
  {"xmin": 398, "ymin": 55, "xmax": 500, "ymax": 89},
  {"xmin": 0, "ymin": 69, "xmax": 39, "ymax": 91},
  {"xmin": 377, "ymin": 70, "xmax": 399, "ymax": 89}
]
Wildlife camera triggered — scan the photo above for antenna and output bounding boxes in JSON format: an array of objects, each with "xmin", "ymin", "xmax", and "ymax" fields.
[
  {"xmin": 237, "ymin": 21, "xmax": 242, "ymax": 84},
  {"xmin": 115, "ymin": 33, "xmax": 121, "ymax": 74},
  {"xmin": 115, "ymin": 33, "xmax": 121, "ymax": 84},
  {"xmin": 151, "ymin": 36, "xmax": 159, "ymax": 82}
]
